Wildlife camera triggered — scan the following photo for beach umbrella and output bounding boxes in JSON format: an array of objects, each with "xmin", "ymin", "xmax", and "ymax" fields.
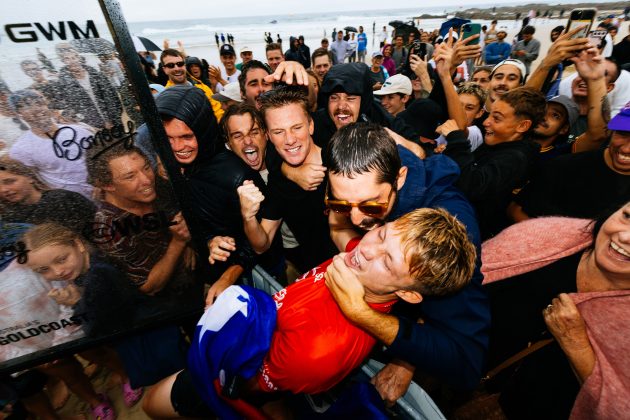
[
  {"xmin": 132, "ymin": 35, "xmax": 161, "ymax": 52},
  {"xmin": 439, "ymin": 17, "xmax": 470, "ymax": 37},
  {"xmin": 344, "ymin": 26, "xmax": 358, "ymax": 32}
]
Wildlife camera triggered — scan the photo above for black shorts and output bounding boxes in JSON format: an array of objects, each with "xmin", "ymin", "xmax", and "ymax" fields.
[{"xmin": 170, "ymin": 369, "xmax": 215, "ymax": 418}]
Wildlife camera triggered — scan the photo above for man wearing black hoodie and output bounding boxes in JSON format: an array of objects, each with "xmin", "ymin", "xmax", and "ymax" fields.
[
  {"xmin": 156, "ymin": 86, "xmax": 267, "ymax": 305},
  {"xmin": 312, "ymin": 62, "xmax": 392, "ymax": 148},
  {"xmin": 284, "ymin": 37, "xmax": 303, "ymax": 64}
]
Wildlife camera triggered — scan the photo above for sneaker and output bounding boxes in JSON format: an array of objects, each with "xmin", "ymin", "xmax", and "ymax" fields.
[
  {"xmin": 91, "ymin": 394, "xmax": 115, "ymax": 420},
  {"xmin": 121, "ymin": 381, "xmax": 143, "ymax": 407}
]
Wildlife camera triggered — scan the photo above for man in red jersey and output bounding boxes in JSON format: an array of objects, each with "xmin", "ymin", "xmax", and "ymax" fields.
[{"xmin": 143, "ymin": 207, "xmax": 476, "ymax": 418}]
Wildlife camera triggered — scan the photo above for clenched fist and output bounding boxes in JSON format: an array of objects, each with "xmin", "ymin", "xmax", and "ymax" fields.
[{"xmin": 237, "ymin": 180, "xmax": 264, "ymax": 221}]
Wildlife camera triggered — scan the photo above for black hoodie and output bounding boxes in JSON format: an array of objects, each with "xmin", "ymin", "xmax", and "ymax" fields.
[
  {"xmin": 185, "ymin": 56, "xmax": 211, "ymax": 87},
  {"xmin": 312, "ymin": 63, "xmax": 392, "ymax": 148},
  {"xmin": 284, "ymin": 36, "xmax": 302, "ymax": 63},
  {"xmin": 156, "ymin": 86, "xmax": 265, "ymax": 276}
]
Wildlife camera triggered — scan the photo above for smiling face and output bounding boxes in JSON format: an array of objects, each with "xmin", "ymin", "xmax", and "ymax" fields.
[
  {"xmin": 265, "ymin": 103, "xmax": 314, "ymax": 166},
  {"xmin": 593, "ymin": 202, "xmax": 630, "ymax": 283},
  {"xmin": 164, "ymin": 118, "xmax": 199, "ymax": 165},
  {"xmin": 162, "ymin": 54, "xmax": 187, "ymax": 85},
  {"xmin": 328, "ymin": 92, "xmax": 361, "ymax": 129},
  {"xmin": 220, "ymin": 53, "xmax": 236, "ymax": 72},
  {"xmin": 226, "ymin": 113, "xmax": 267, "ymax": 171},
  {"xmin": 380, "ymin": 93, "xmax": 408, "ymax": 116},
  {"xmin": 27, "ymin": 242, "xmax": 87, "ymax": 282},
  {"xmin": 188, "ymin": 64, "xmax": 202, "ymax": 79},
  {"xmin": 483, "ymin": 99, "xmax": 529, "ymax": 145},
  {"xmin": 383, "ymin": 45, "xmax": 392, "ymax": 57},
  {"xmin": 344, "ymin": 222, "xmax": 416, "ymax": 297},
  {"xmin": 605, "ymin": 130, "xmax": 630, "ymax": 175},
  {"xmin": 489, "ymin": 64, "xmax": 522, "ymax": 102},
  {"xmin": 243, "ymin": 68, "xmax": 273, "ymax": 109},
  {"xmin": 0, "ymin": 171, "xmax": 40, "ymax": 204},
  {"xmin": 104, "ymin": 152, "xmax": 156, "ymax": 204}
]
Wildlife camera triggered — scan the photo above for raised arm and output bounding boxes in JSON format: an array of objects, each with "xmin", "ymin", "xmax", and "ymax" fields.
[
  {"xmin": 237, "ymin": 180, "xmax": 282, "ymax": 253},
  {"xmin": 571, "ymin": 49, "xmax": 611, "ymax": 152}
]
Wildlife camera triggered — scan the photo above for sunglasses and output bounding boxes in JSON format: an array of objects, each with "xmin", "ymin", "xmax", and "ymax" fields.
[
  {"xmin": 164, "ymin": 61, "xmax": 185, "ymax": 69},
  {"xmin": 325, "ymin": 183, "xmax": 395, "ymax": 217}
]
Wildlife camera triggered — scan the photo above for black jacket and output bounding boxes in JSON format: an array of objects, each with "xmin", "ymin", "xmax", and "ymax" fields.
[
  {"xmin": 284, "ymin": 36, "xmax": 303, "ymax": 63},
  {"xmin": 313, "ymin": 63, "xmax": 392, "ymax": 148},
  {"xmin": 444, "ymin": 130, "xmax": 540, "ymax": 239},
  {"xmin": 156, "ymin": 86, "xmax": 265, "ymax": 275}
]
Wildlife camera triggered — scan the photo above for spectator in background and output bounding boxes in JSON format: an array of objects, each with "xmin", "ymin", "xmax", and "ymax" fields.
[
  {"xmin": 238, "ymin": 60, "xmax": 273, "ymax": 109},
  {"xmin": 511, "ymin": 26, "xmax": 540, "ymax": 76},
  {"xmin": 379, "ymin": 25, "xmax": 388, "ymax": 48},
  {"xmin": 485, "ymin": 30, "xmax": 511, "ymax": 65},
  {"xmin": 298, "ymin": 35, "xmax": 311, "ymax": 69},
  {"xmin": 470, "ymin": 66, "xmax": 492, "ymax": 90},
  {"xmin": 312, "ymin": 48, "xmax": 333, "ymax": 83},
  {"xmin": 391, "ymin": 35, "xmax": 408, "ymax": 74},
  {"xmin": 368, "ymin": 51, "xmax": 389, "ymax": 91},
  {"xmin": 285, "ymin": 37, "xmax": 303, "ymax": 64},
  {"xmin": 357, "ymin": 26, "xmax": 368, "ymax": 63},
  {"xmin": 160, "ymin": 48, "xmax": 224, "ymax": 121},
  {"xmin": 612, "ymin": 24, "xmax": 630, "ymax": 67},
  {"xmin": 348, "ymin": 33, "xmax": 358, "ymax": 63},
  {"xmin": 381, "ymin": 44, "xmax": 396, "ymax": 76},
  {"xmin": 331, "ymin": 31, "xmax": 352, "ymax": 64},
  {"xmin": 236, "ymin": 46, "xmax": 254, "ymax": 71},
  {"xmin": 265, "ymin": 43, "xmax": 285, "ymax": 72}
]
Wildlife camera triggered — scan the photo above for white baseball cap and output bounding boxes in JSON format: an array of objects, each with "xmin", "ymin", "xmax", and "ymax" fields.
[
  {"xmin": 373, "ymin": 74, "xmax": 413, "ymax": 96},
  {"xmin": 240, "ymin": 46, "xmax": 253, "ymax": 53},
  {"xmin": 211, "ymin": 82, "xmax": 243, "ymax": 102}
]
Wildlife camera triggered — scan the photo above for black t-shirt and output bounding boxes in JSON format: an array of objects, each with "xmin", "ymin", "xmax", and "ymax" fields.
[
  {"xmin": 1, "ymin": 189, "xmax": 96, "ymax": 234},
  {"xmin": 515, "ymin": 149, "xmax": 630, "ymax": 219},
  {"xmin": 260, "ymin": 147, "xmax": 337, "ymax": 270}
]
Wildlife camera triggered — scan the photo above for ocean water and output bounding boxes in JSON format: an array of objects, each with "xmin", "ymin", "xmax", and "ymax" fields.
[{"xmin": 125, "ymin": 5, "xmax": 515, "ymax": 65}]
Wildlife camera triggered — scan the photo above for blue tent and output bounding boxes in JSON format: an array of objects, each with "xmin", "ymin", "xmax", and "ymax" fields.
[{"xmin": 439, "ymin": 17, "xmax": 471, "ymax": 37}]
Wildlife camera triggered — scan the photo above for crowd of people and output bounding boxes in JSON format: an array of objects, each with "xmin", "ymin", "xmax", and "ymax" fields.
[{"xmin": 1, "ymin": 9, "xmax": 630, "ymax": 420}]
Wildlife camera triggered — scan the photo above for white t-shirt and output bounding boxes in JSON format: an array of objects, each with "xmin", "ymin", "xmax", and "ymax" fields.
[
  {"xmin": 9, "ymin": 124, "xmax": 94, "ymax": 198},
  {"xmin": 216, "ymin": 69, "xmax": 241, "ymax": 92}
]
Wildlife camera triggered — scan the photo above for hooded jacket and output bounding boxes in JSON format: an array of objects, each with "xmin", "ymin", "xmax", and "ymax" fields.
[
  {"xmin": 312, "ymin": 63, "xmax": 392, "ymax": 148},
  {"xmin": 156, "ymin": 86, "xmax": 265, "ymax": 275},
  {"xmin": 284, "ymin": 36, "xmax": 303, "ymax": 63},
  {"xmin": 185, "ymin": 56, "xmax": 212, "ymax": 87}
]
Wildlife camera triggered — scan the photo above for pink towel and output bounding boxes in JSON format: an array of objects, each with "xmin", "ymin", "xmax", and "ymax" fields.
[
  {"xmin": 481, "ymin": 217, "xmax": 593, "ymax": 284},
  {"xmin": 570, "ymin": 290, "xmax": 630, "ymax": 420}
]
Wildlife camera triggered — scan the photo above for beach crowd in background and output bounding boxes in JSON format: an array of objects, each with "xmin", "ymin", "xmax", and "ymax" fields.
[{"xmin": 1, "ymin": 3, "xmax": 630, "ymax": 419}]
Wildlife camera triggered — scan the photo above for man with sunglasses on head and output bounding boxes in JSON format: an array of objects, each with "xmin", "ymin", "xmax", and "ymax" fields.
[
  {"xmin": 324, "ymin": 123, "xmax": 489, "ymax": 408},
  {"xmin": 160, "ymin": 48, "xmax": 225, "ymax": 121}
]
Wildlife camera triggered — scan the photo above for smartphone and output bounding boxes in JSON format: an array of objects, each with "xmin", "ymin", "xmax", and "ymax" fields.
[
  {"xmin": 588, "ymin": 30, "xmax": 608, "ymax": 49},
  {"xmin": 567, "ymin": 8, "xmax": 597, "ymax": 39},
  {"xmin": 461, "ymin": 23, "xmax": 482, "ymax": 45}
]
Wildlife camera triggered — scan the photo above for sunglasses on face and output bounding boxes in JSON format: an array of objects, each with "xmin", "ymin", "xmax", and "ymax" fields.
[
  {"xmin": 164, "ymin": 61, "xmax": 185, "ymax": 69},
  {"xmin": 325, "ymin": 183, "xmax": 395, "ymax": 217}
]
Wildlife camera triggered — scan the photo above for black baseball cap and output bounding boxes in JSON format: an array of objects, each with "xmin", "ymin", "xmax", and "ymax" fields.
[{"xmin": 220, "ymin": 44, "xmax": 235, "ymax": 56}]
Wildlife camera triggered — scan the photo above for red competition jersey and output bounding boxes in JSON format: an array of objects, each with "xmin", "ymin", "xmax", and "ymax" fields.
[{"xmin": 257, "ymin": 239, "xmax": 396, "ymax": 394}]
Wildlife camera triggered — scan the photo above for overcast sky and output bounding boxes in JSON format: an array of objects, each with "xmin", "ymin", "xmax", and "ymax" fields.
[{"xmin": 117, "ymin": 0, "xmax": 502, "ymax": 21}]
